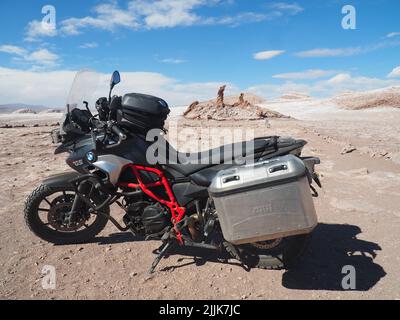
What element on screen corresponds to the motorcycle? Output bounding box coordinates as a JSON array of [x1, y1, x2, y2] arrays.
[[24, 70, 322, 273]]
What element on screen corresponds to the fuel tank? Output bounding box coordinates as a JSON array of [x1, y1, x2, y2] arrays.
[[108, 134, 152, 165]]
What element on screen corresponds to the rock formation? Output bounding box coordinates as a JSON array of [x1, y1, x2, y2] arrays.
[[238, 93, 245, 105], [233, 93, 251, 108], [216, 85, 226, 107], [183, 86, 288, 121]]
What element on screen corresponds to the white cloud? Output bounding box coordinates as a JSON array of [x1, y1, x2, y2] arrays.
[[253, 50, 285, 60], [273, 69, 339, 80], [159, 58, 187, 64], [0, 45, 60, 68], [314, 73, 400, 95], [388, 66, 400, 78], [56, 0, 303, 36], [60, 0, 209, 34], [79, 42, 99, 49], [296, 41, 400, 58], [202, 12, 270, 27], [325, 73, 352, 84], [0, 45, 27, 56], [1, 67, 399, 107], [135, 0, 303, 29], [248, 73, 400, 99], [25, 20, 57, 41], [387, 32, 400, 38], [61, 3, 140, 35], [0, 67, 233, 107], [269, 2, 304, 15], [0, 67, 75, 106], [247, 82, 311, 99], [24, 49, 59, 67], [129, 0, 203, 29], [295, 47, 362, 58]]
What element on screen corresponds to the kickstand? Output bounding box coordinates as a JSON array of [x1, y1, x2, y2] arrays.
[[148, 241, 174, 275]]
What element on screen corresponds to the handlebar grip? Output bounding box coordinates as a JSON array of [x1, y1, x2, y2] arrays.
[[111, 123, 127, 141]]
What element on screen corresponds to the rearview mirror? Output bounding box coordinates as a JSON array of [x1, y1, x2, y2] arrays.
[[110, 70, 121, 88], [109, 70, 121, 101]]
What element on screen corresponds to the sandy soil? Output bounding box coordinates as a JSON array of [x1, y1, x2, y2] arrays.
[[0, 104, 400, 300]]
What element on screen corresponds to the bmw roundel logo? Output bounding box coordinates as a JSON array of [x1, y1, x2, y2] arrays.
[[86, 151, 96, 163]]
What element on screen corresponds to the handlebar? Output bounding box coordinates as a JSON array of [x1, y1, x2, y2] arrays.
[[78, 101, 126, 149], [103, 122, 127, 149], [110, 123, 127, 141]]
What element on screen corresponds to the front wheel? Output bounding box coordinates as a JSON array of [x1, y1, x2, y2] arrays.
[[24, 184, 109, 244], [224, 234, 310, 270]]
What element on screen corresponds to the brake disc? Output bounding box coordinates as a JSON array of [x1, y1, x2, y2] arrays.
[[47, 195, 87, 232]]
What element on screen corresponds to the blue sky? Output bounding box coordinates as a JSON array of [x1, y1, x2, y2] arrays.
[[0, 0, 399, 106]]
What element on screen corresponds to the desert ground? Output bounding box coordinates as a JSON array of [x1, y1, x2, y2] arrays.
[[0, 92, 400, 300]]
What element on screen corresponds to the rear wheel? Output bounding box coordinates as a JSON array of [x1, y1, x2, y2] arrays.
[[24, 184, 109, 244], [225, 234, 310, 270]]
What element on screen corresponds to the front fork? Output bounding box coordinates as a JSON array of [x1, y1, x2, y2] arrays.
[[65, 182, 90, 225]]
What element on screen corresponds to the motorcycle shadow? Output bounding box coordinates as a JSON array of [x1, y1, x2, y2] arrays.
[[84, 223, 386, 290], [87, 232, 245, 270], [282, 223, 386, 291], [159, 246, 246, 272], [87, 232, 147, 245]]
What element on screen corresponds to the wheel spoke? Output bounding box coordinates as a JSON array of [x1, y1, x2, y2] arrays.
[[38, 208, 50, 212], [43, 198, 51, 206]]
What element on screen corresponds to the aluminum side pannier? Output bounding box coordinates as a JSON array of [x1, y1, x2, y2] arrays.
[[209, 155, 318, 245]]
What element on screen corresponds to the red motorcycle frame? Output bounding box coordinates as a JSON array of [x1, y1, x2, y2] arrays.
[[117, 164, 186, 244]]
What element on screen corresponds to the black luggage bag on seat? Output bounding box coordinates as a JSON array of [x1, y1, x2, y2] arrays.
[[118, 93, 170, 133]]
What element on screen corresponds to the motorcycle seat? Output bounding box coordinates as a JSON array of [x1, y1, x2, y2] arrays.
[[159, 137, 277, 177], [189, 138, 307, 187]]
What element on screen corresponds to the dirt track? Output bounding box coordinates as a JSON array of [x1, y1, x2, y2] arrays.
[[0, 112, 399, 300]]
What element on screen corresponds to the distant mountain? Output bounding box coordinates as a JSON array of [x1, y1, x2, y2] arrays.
[[0, 103, 55, 114]]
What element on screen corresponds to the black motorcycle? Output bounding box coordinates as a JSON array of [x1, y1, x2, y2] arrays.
[[24, 70, 321, 273]]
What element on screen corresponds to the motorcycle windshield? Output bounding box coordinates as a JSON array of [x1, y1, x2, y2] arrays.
[[65, 69, 103, 113], [59, 70, 110, 137]]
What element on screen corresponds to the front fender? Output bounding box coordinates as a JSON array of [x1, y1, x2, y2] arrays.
[[54, 144, 70, 155], [42, 172, 81, 188]]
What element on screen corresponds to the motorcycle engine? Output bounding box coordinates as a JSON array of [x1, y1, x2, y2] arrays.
[[123, 202, 170, 238], [142, 204, 171, 236]]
